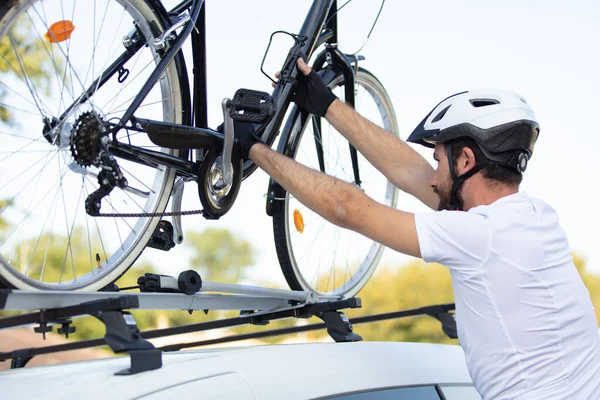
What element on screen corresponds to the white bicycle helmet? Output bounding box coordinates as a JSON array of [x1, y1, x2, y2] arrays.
[[407, 89, 540, 173], [407, 89, 540, 210]]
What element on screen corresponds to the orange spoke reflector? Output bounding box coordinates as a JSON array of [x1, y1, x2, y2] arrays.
[[293, 209, 305, 234], [45, 20, 75, 43]]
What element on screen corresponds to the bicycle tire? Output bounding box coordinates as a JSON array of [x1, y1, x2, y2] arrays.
[[0, 0, 186, 290], [273, 68, 399, 297]]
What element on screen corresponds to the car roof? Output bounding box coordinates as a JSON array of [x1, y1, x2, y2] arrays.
[[0, 341, 472, 399]]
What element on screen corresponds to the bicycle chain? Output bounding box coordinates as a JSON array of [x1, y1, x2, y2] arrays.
[[94, 209, 205, 218]]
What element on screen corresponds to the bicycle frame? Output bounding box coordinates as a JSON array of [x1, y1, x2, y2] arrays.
[[60, 0, 358, 190]]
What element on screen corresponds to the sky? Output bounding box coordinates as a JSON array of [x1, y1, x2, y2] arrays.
[[5, 0, 598, 289], [134, 0, 600, 286]]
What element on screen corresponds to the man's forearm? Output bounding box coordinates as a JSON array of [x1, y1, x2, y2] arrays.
[[325, 99, 438, 209], [250, 143, 363, 229]]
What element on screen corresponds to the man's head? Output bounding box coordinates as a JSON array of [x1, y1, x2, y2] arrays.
[[430, 139, 524, 210], [408, 89, 540, 210]]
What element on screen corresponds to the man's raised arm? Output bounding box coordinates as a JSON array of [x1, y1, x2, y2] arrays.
[[294, 59, 439, 210]]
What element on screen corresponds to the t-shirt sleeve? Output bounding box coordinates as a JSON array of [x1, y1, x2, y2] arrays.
[[414, 210, 490, 272]]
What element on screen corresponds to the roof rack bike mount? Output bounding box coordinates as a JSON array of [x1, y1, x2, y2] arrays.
[[0, 271, 362, 374]]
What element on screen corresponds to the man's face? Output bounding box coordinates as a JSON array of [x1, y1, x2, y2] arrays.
[[431, 144, 454, 211]]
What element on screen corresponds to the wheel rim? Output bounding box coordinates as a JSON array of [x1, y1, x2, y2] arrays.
[[283, 71, 398, 297], [0, 0, 180, 289]]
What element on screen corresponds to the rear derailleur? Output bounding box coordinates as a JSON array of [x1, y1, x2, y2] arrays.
[[85, 154, 128, 216]]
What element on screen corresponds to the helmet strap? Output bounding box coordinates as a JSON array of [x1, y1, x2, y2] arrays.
[[446, 144, 485, 211]]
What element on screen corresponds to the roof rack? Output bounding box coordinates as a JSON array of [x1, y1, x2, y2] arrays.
[[0, 270, 457, 375]]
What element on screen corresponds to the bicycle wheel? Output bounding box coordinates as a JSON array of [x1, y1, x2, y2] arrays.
[[273, 68, 399, 297], [0, 0, 185, 290]]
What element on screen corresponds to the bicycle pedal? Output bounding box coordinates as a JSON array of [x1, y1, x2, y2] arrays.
[[228, 89, 275, 124], [146, 220, 176, 251]]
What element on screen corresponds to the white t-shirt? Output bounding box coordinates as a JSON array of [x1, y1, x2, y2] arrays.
[[415, 192, 600, 400]]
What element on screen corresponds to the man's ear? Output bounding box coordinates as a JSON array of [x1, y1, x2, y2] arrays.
[[457, 146, 477, 175]]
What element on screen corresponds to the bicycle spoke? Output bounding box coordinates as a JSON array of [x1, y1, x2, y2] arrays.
[[83, 181, 109, 266], [38, 187, 61, 281], [29, 8, 102, 123], [0, 81, 45, 111], [106, 98, 167, 117], [83, 0, 109, 89], [119, 164, 156, 196], [90, 5, 129, 112], [24, 177, 61, 278], [24, 10, 75, 114], [101, 58, 156, 113], [1, 156, 70, 248], [6, 34, 52, 118]]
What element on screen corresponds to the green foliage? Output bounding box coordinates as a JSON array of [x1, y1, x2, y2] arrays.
[[346, 253, 600, 345], [0, 199, 9, 237], [346, 260, 458, 345], [3, 223, 598, 350], [573, 253, 600, 324], [185, 228, 255, 283], [0, 19, 55, 123]]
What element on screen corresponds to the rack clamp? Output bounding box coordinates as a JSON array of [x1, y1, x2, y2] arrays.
[[100, 310, 162, 376], [424, 304, 458, 339], [246, 297, 363, 342], [9, 349, 33, 370]]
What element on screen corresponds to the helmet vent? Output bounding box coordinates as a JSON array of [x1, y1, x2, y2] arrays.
[[470, 99, 500, 107], [431, 105, 451, 123]]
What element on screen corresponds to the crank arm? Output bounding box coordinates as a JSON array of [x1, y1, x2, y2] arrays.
[[221, 98, 235, 185], [171, 178, 185, 244]]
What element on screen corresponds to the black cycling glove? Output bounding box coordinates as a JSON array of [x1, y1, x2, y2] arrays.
[[217, 121, 262, 159], [292, 70, 337, 118]]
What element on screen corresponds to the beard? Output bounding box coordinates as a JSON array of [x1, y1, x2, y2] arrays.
[[433, 183, 462, 211]]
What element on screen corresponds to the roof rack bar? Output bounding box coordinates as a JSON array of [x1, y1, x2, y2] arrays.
[[160, 303, 457, 351]]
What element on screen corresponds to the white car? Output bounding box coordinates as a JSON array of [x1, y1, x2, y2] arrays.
[[0, 341, 481, 400]]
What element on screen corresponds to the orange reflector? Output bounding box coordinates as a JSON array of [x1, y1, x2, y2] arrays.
[[293, 209, 304, 234], [45, 20, 75, 43]]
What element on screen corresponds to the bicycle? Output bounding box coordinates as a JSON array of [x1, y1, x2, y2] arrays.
[[0, 0, 398, 297]]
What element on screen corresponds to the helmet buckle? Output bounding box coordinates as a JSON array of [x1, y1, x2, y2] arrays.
[[517, 152, 528, 173]]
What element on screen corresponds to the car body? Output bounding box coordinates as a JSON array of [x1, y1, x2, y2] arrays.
[[0, 341, 481, 399]]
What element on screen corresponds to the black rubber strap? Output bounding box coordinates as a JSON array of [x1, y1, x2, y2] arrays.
[[446, 145, 485, 210]]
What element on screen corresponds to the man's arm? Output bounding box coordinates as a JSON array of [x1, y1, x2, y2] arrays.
[[325, 99, 438, 210], [250, 143, 422, 258], [294, 59, 438, 210]]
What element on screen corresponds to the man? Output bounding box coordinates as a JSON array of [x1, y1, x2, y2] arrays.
[[234, 59, 600, 399]]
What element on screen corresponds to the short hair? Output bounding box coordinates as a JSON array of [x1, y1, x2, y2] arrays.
[[449, 137, 522, 186]]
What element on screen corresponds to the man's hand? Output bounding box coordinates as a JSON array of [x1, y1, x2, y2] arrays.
[[217, 121, 262, 159], [291, 59, 337, 118]]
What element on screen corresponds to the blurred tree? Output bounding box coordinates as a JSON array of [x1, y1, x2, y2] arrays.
[[344, 253, 600, 344], [66, 228, 260, 341], [0, 200, 9, 238], [185, 228, 255, 283], [573, 253, 600, 324], [345, 260, 457, 344], [2, 224, 598, 350]]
